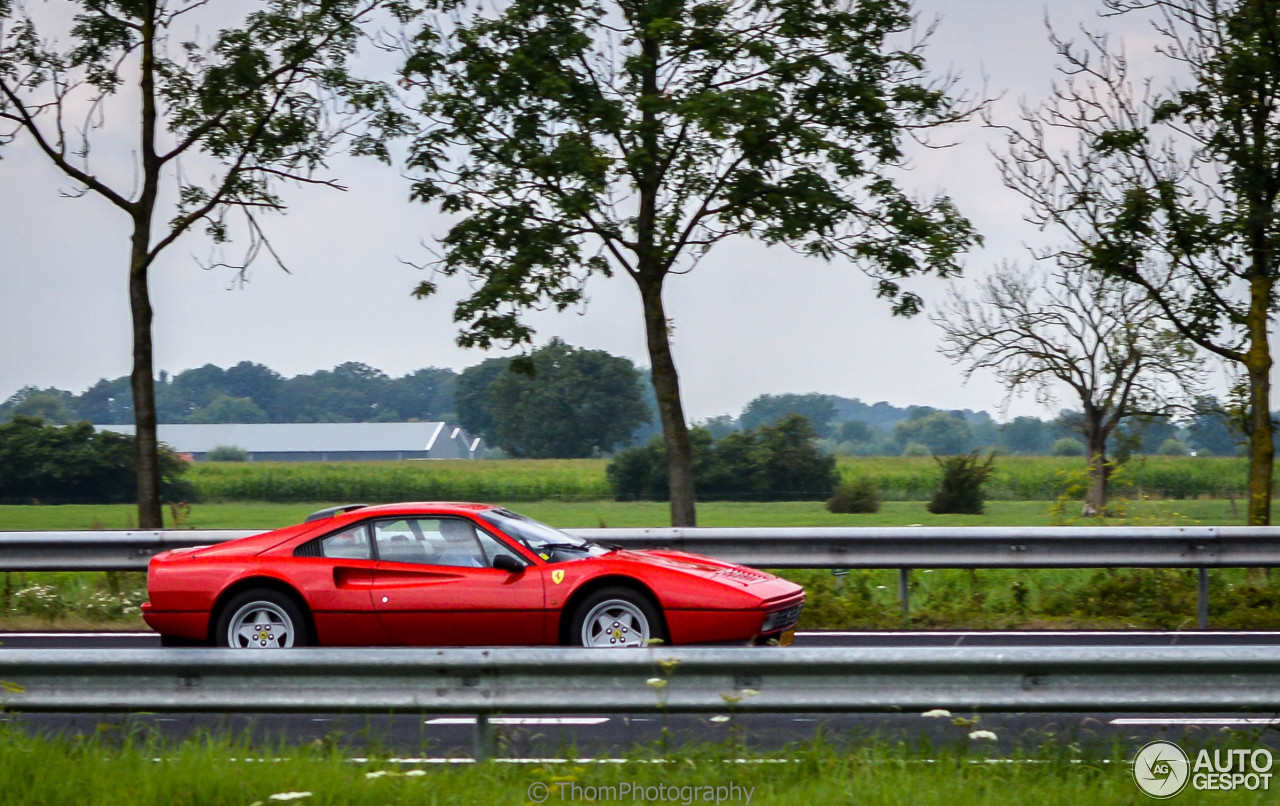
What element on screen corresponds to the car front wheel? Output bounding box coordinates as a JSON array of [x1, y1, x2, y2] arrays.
[[215, 588, 309, 649], [570, 587, 665, 648]]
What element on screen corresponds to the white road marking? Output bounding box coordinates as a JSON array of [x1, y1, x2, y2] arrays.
[[424, 717, 610, 726], [0, 632, 156, 638], [1110, 717, 1280, 726]]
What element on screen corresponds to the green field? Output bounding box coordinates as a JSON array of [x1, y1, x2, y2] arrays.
[[174, 455, 1254, 504], [0, 728, 1268, 805]]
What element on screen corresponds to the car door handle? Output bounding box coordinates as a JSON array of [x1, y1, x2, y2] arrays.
[[333, 567, 378, 589]]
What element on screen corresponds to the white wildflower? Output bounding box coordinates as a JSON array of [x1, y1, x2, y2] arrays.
[[267, 792, 313, 802], [968, 730, 998, 741], [921, 709, 951, 719], [364, 771, 390, 779], [404, 770, 427, 777], [710, 715, 731, 723], [646, 677, 668, 689]]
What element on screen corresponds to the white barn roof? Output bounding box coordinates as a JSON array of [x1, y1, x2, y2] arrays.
[[96, 422, 455, 453]]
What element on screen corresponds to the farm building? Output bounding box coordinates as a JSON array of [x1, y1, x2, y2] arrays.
[[94, 422, 481, 462]]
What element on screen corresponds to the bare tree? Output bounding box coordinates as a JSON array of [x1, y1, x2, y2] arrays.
[[936, 262, 1200, 515], [993, 0, 1280, 523], [0, 0, 408, 526]]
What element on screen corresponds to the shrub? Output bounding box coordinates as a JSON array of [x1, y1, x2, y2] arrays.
[[827, 477, 881, 513], [205, 445, 249, 462], [928, 451, 997, 515], [1050, 437, 1085, 457], [1158, 438, 1190, 457], [0, 417, 192, 503], [901, 442, 930, 457], [607, 414, 837, 502]]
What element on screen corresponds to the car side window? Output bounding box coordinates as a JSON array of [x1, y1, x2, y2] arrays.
[[374, 518, 487, 568], [475, 529, 526, 567], [320, 524, 371, 560]]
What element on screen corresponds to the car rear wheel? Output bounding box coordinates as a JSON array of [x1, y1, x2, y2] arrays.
[[215, 588, 309, 649], [570, 587, 665, 648]]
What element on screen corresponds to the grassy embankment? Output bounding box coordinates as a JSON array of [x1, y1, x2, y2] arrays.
[[0, 455, 1275, 632], [1, 729, 1273, 805]]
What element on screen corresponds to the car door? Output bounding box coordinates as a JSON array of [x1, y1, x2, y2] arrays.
[[289, 522, 391, 645], [370, 516, 547, 645]]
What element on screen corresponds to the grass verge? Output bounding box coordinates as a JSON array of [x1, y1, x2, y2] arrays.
[[0, 728, 1264, 805]]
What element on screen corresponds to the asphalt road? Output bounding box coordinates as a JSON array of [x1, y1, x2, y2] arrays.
[[2, 630, 1279, 759]]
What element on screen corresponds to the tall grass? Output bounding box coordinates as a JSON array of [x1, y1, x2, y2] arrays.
[[188, 459, 612, 503]]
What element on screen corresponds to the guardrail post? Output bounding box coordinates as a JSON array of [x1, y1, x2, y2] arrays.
[[473, 713, 494, 761], [1198, 568, 1209, 629], [898, 568, 910, 622]]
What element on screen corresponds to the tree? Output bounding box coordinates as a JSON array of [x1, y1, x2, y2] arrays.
[[740, 394, 838, 438], [455, 356, 515, 440], [385, 367, 457, 422], [404, 0, 981, 525], [1000, 416, 1052, 455], [997, 0, 1280, 523], [187, 395, 269, 424], [0, 0, 408, 526], [936, 263, 1200, 514], [1184, 395, 1241, 457], [0, 387, 76, 424], [482, 339, 649, 458], [892, 410, 972, 455]]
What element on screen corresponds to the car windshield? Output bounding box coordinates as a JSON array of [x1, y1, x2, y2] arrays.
[[480, 508, 596, 557]]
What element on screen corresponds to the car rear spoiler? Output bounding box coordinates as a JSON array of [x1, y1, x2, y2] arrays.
[[304, 504, 369, 523]]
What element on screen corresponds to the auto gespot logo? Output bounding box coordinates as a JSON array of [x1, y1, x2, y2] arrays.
[[1133, 740, 1274, 798]]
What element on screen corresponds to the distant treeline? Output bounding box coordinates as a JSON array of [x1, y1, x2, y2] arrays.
[[0, 351, 1245, 459]]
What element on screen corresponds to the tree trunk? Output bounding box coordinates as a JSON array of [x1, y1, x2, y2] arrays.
[[1082, 423, 1109, 518], [1245, 332, 1273, 526], [131, 0, 163, 530], [638, 280, 697, 526]]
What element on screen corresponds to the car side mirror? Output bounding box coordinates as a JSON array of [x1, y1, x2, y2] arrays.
[[493, 554, 525, 574]]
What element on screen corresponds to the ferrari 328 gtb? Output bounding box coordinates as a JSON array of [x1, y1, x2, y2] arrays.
[[142, 503, 805, 649]]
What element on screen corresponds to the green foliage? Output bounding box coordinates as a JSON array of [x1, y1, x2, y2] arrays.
[[0, 417, 192, 504], [480, 339, 650, 458], [1158, 437, 1190, 457], [740, 394, 839, 438], [187, 395, 268, 424], [928, 451, 997, 515], [406, 0, 981, 345], [826, 477, 881, 514], [0, 387, 76, 424], [608, 415, 838, 502], [901, 441, 930, 457], [1051, 437, 1085, 457], [205, 445, 249, 462], [893, 410, 973, 454]]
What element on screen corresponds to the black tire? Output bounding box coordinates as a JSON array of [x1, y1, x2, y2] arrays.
[[213, 587, 311, 648], [568, 586, 666, 647]]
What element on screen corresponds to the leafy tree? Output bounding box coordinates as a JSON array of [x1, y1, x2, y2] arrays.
[[1052, 437, 1086, 457], [187, 395, 269, 424], [0, 387, 76, 424], [74, 377, 134, 424], [0, 417, 190, 503], [608, 414, 836, 501], [455, 356, 515, 440], [998, 0, 1280, 522], [837, 420, 875, 445], [1000, 416, 1052, 455], [936, 262, 1199, 515], [385, 367, 457, 422], [0, 0, 409, 526], [1185, 396, 1241, 457], [404, 0, 982, 525], [740, 394, 839, 438], [483, 340, 649, 458], [694, 415, 738, 441], [892, 410, 972, 455], [272, 363, 390, 423]]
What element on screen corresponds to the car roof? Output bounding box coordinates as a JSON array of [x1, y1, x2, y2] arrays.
[[311, 502, 498, 523]]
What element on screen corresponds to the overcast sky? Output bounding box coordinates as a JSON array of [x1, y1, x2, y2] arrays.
[[0, 1, 1206, 422]]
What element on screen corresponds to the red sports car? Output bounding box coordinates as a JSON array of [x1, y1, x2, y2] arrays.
[[142, 503, 805, 649]]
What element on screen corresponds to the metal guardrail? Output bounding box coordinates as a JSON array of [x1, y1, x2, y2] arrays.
[[1, 526, 1277, 627], [2, 646, 1279, 757]]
